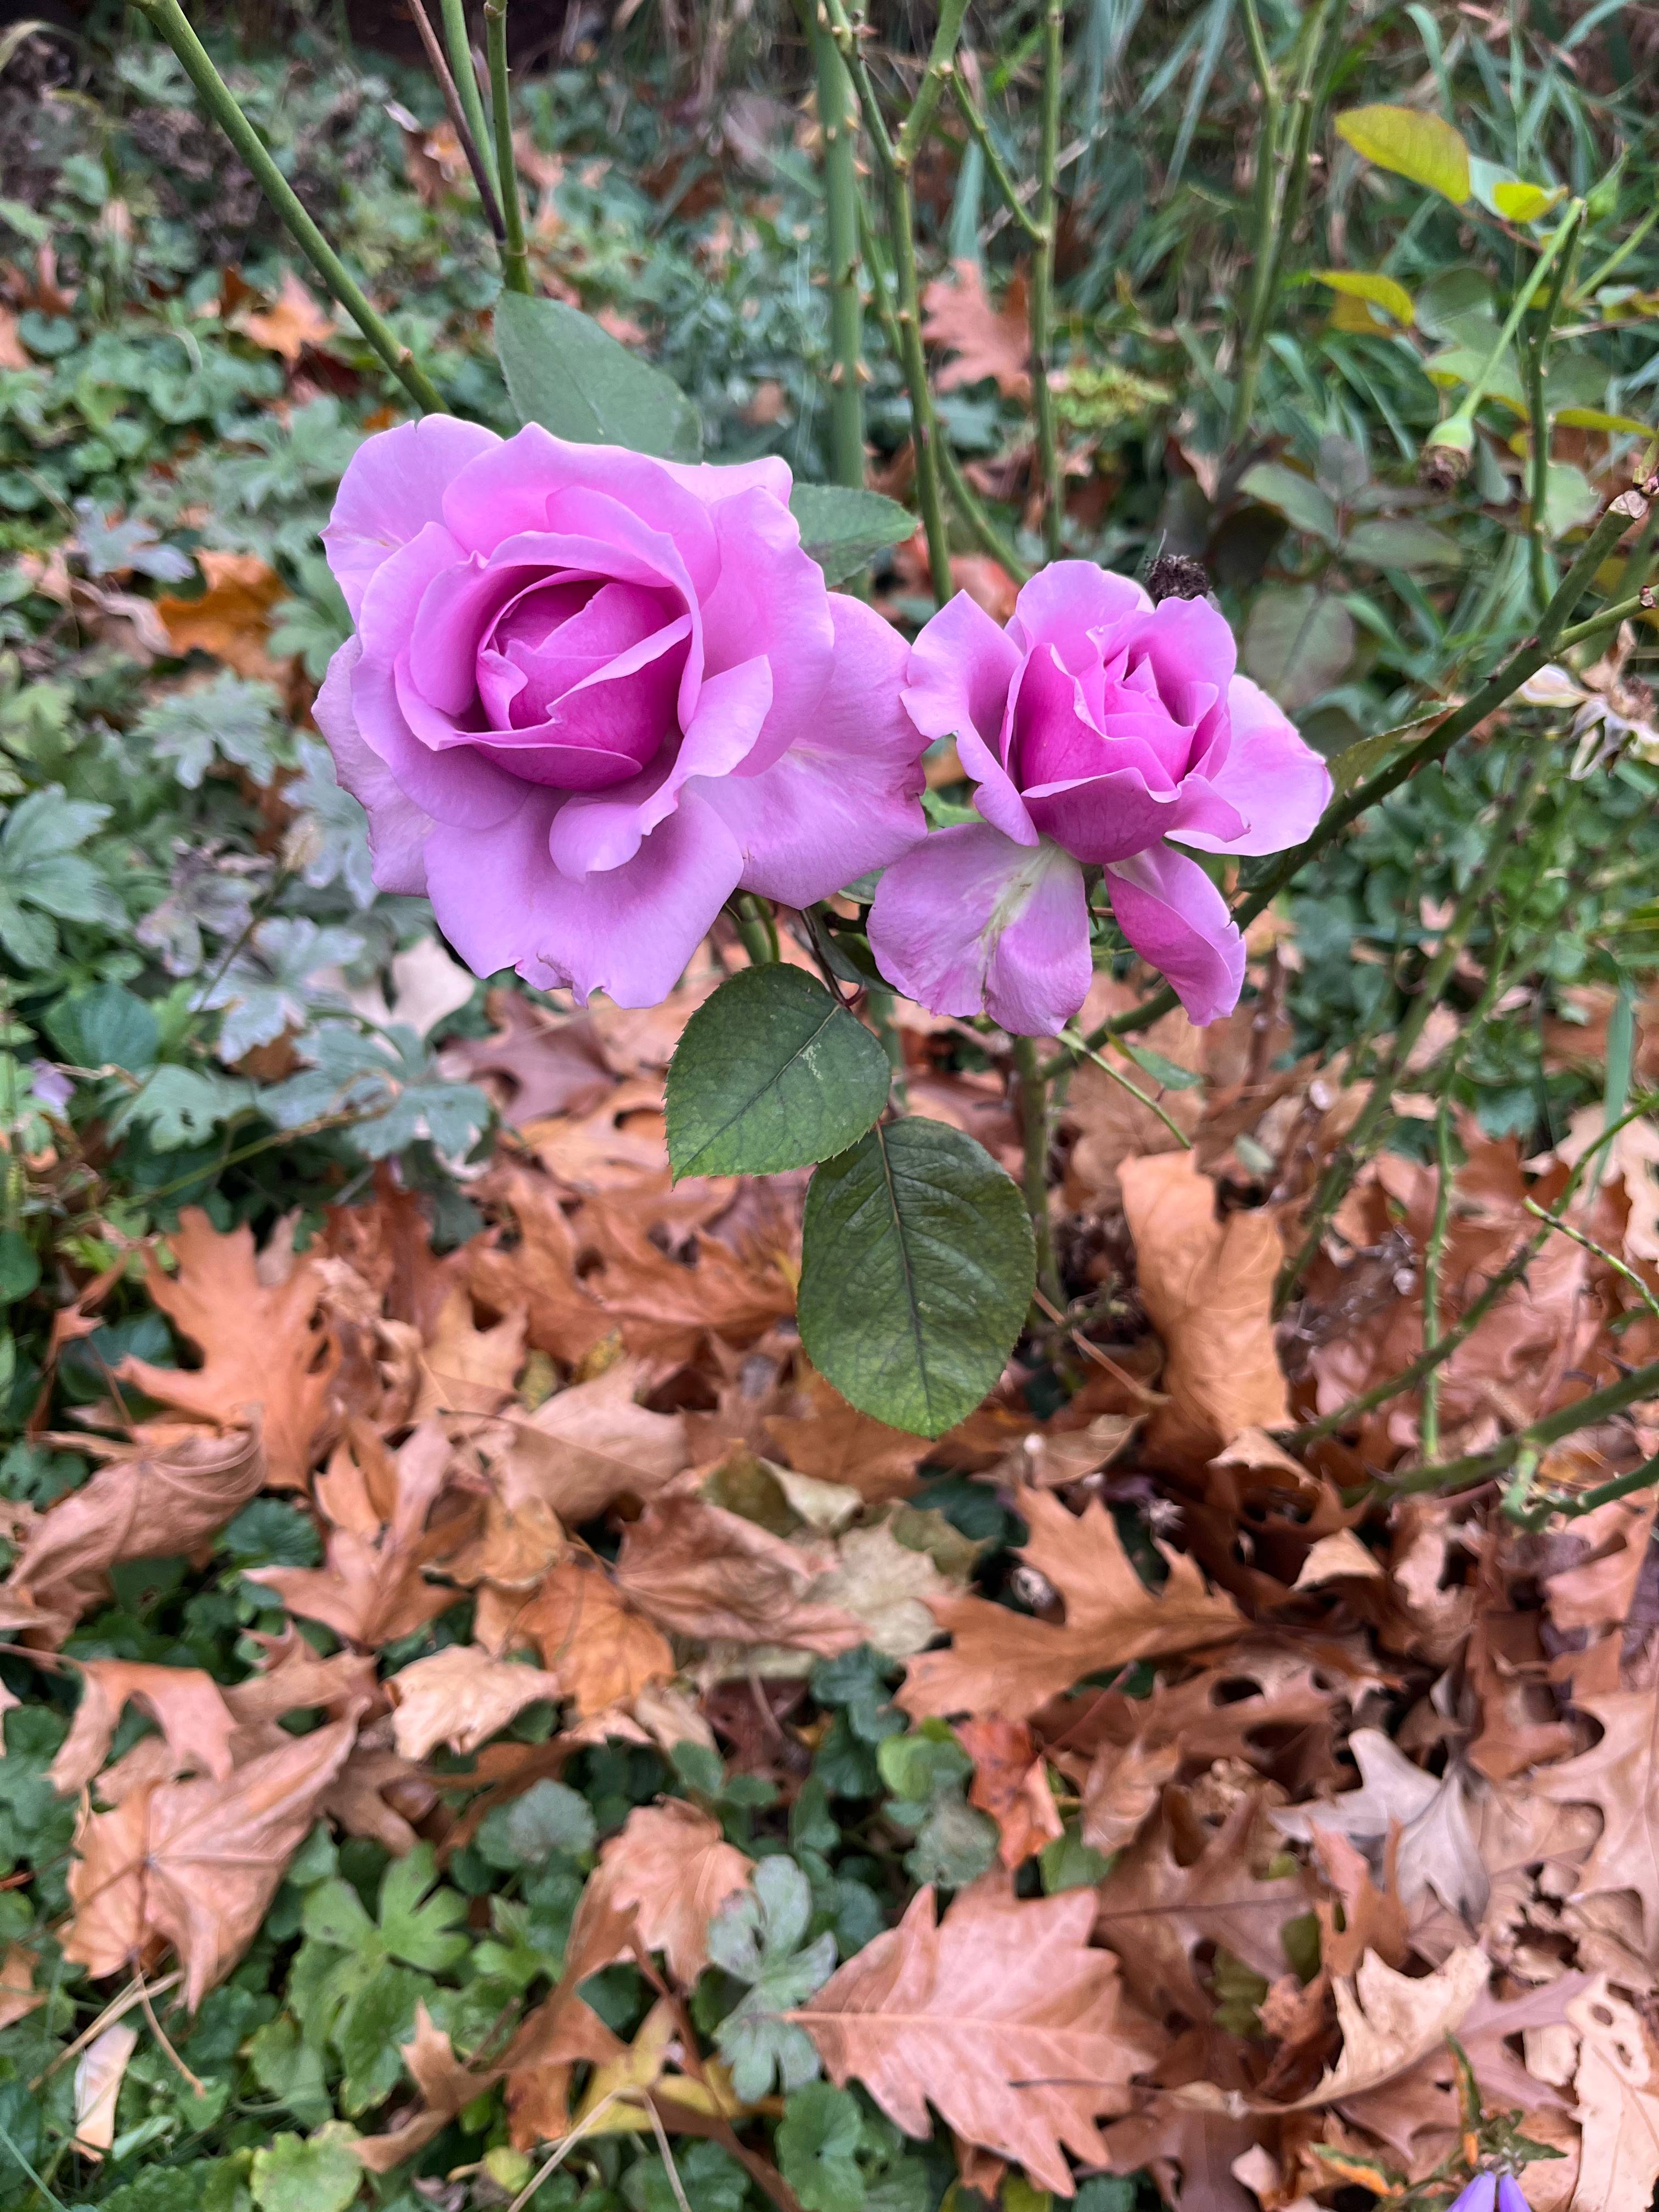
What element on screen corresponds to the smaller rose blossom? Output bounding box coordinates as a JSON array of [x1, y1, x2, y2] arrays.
[[866, 561, 1332, 1032]]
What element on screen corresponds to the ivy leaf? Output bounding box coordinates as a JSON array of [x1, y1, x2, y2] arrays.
[[0, 785, 123, 969], [666, 964, 892, 1179], [250, 2127, 363, 2212], [708, 1854, 837, 2101], [777, 2083, 867, 2212], [134, 671, 290, 791], [799, 1119, 1035, 1438]]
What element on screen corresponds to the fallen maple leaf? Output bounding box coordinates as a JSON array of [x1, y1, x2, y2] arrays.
[[116, 1209, 338, 1491], [248, 1423, 459, 1647], [239, 266, 334, 362], [50, 1660, 238, 1797], [154, 550, 289, 682], [599, 1799, 753, 1987], [390, 1645, 566, 1759], [466, 1162, 612, 1366], [4, 1429, 264, 1639], [614, 1494, 864, 1655], [898, 1487, 1242, 1723], [63, 1717, 357, 2007], [921, 258, 1032, 397], [580, 1190, 797, 1363], [353, 2004, 504, 2173], [494, 1357, 689, 1525], [763, 1370, 928, 1503], [794, 1877, 1149, 2193], [478, 1549, 675, 1716]]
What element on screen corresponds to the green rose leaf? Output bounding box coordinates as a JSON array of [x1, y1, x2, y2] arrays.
[[799, 1118, 1035, 1437], [494, 292, 702, 462], [666, 963, 892, 1180], [789, 483, 916, 585]]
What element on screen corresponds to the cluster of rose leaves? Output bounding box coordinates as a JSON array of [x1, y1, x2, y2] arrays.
[[4, 945, 1659, 2210]]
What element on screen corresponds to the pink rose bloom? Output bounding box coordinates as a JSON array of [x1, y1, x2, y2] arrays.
[[313, 418, 928, 1003], [867, 562, 1332, 1031]]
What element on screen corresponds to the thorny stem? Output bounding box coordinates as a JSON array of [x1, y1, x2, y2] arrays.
[[407, 0, 505, 238], [1057, 1026, 1193, 1147], [438, 0, 496, 176], [484, 0, 533, 294], [1274, 766, 1544, 1311], [1013, 1036, 1062, 1308], [1030, 0, 1065, 557], [1426, 201, 1583, 460], [1228, 0, 1282, 448], [812, 10, 867, 490], [1526, 218, 1582, 612], [1521, 1442, 1659, 1524], [893, 0, 972, 174], [947, 64, 1046, 241], [128, 0, 447, 414], [1381, 1347, 1659, 1502], [1525, 1197, 1659, 1323], [1419, 1094, 1454, 1460], [1286, 1094, 1659, 1447], [822, 0, 953, 600]]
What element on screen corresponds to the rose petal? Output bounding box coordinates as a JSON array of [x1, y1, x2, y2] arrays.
[[313, 637, 432, 895], [1105, 845, 1245, 1026], [868, 822, 1091, 1036], [322, 416, 500, 623], [1169, 674, 1333, 856]]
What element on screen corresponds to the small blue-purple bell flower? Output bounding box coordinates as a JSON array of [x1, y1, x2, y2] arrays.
[[1447, 2175, 1530, 2212]]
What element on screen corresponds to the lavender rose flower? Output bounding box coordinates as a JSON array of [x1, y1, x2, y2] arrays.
[[314, 419, 928, 1003], [867, 562, 1333, 1031]]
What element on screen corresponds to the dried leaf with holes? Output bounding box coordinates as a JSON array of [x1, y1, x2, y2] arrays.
[[50, 1660, 238, 1797]]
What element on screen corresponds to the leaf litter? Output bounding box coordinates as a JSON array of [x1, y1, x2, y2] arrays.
[[9, 960, 1659, 2209]]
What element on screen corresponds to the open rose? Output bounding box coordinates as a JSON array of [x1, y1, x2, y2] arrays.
[[314, 418, 928, 1002], [867, 563, 1331, 1030]]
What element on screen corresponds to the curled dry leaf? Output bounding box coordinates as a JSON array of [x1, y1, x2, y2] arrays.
[[614, 1494, 864, 1655], [389, 1645, 566, 1759], [957, 1719, 1065, 1869], [154, 550, 288, 684], [353, 2004, 505, 2174], [598, 1798, 753, 1988], [115, 1209, 338, 1490], [249, 1423, 459, 1648], [1260, 1943, 1489, 2112], [63, 1716, 358, 2008], [3, 1428, 264, 1641], [1273, 1728, 1488, 1921], [74, 2021, 139, 2154], [1119, 1152, 1288, 1464], [794, 1878, 1149, 2193], [899, 1487, 1242, 1724], [50, 1659, 238, 1797], [0, 1945, 40, 2032]]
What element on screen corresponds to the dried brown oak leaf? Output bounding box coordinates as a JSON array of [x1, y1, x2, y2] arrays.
[[247, 1423, 459, 1648], [1260, 1943, 1488, 2112], [1532, 1688, 1659, 1953], [3, 1429, 264, 1640], [1565, 1977, 1659, 2212], [389, 1645, 566, 1759], [898, 1486, 1241, 1724], [493, 1357, 689, 1526], [478, 1550, 675, 1717], [62, 1716, 357, 2007], [614, 1494, 864, 1655], [921, 258, 1032, 398], [598, 1799, 753, 1988], [410, 1288, 525, 1428], [51, 1660, 238, 1797], [793, 1877, 1149, 2194], [1119, 1151, 1288, 1463], [115, 1209, 338, 1490]]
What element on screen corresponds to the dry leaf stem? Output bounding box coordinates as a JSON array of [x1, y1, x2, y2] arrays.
[[126, 0, 447, 414], [405, 0, 507, 240]]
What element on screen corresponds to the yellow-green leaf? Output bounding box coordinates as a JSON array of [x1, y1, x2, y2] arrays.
[[1312, 269, 1415, 327], [1492, 178, 1567, 222], [1553, 408, 1654, 437], [1335, 105, 1470, 205]]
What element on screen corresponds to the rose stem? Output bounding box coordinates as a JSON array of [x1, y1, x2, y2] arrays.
[[1013, 1035, 1062, 1310], [484, 0, 533, 294], [438, 0, 497, 178], [820, 0, 963, 603], [815, 8, 867, 494], [946, 63, 1045, 243], [1526, 213, 1583, 613], [406, 0, 506, 240], [129, 0, 447, 415], [1029, 0, 1065, 558], [1044, 486, 1654, 1074]]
